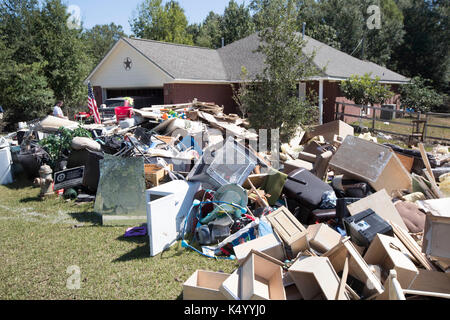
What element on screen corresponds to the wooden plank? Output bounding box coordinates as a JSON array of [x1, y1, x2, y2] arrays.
[[391, 222, 435, 271], [336, 254, 350, 300]]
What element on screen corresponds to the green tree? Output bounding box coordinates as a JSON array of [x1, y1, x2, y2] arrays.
[[195, 11, 223, 48], [0, 37, 54, 124], [130, 0, 193, 45], [237, 0, 319, 142], [83, 23, 126, 65], [392, 0, 449, 94], [221, 0, 255, 46], [399, 76, 445, 113], [36, 0, 93, 110], [340, 73, 394, 106]]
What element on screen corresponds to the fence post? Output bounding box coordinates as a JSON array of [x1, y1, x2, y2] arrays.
[[372, 105, 376, 132], [424, 113, 428, 142]]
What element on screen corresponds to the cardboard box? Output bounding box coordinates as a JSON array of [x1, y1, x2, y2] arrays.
[[306, 223, 342, 253], [240, 250, 286, 300], [329, 136, 412, 195], [364, 234, 419, 291], [183, 270, 230, 300], [288, 256, 349, 300], [266, 207, 309, 257], [323, 237, 384, 297], [233, 233, 285, 264]]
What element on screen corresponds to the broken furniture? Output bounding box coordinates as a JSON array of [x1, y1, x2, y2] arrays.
[[421, 199, 450, 269], [329, 136, 412, 195], [183, 270, 230, 300], [233, 233, 285, 263], [306, 223, 342, 254], [363, 234, 419, 300], [323, 237, 384, 298], [146, 180, 201, 257], [288, 256, 350, 300], [300, 120, 355, 145], [266, 206, 309, 259], [239, 250, 286, 300]]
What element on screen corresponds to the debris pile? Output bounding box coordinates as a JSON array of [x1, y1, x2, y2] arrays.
[[1, 102, 449, 301]]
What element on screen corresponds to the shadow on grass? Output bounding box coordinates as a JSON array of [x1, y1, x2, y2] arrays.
[[113, 241, 150, 263], [3, 172, 35, 190], [19, 196, 42, 203], [67, 211, 102, 225]]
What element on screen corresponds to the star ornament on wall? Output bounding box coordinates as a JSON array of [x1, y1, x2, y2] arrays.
[[124, 57, 132, 71]]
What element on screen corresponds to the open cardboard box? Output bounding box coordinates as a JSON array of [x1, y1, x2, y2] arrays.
[[239, 250, 286, 300], [364, 234, 419, 299], [288, 256, 350, 300], [233, 233, 285, 264], [183, 270, 230, 300], [306, 223, 342, 254]]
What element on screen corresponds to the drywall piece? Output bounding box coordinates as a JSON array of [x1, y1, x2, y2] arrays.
[[183, 270, 230, 300], [301, 120, 354, 144], [240, 250, 286, 300], [266, 206, 309, 257], [347, 189, 409, 231], [306, 223, 342, 254], [323, 237, 384, 297], [288, 256, 350, 300], [422, 203, 450, 262], [234, 233, 285, 264], [329, 136, 412, 195], [219, 269, 241, 300], [364, 234, 419, 292], [146, 180, 201, 256], [283, 159, 314, 175], [409, 269, 450, 294]]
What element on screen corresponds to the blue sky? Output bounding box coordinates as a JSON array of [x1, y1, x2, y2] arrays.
[[59, 0, 248, 35]]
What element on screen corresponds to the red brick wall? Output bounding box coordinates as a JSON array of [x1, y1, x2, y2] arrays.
[[164, 83, 239, 114], [306, 81, 401, 124], [93, 86, 103, 105]]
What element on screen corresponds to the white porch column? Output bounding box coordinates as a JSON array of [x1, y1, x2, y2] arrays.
[[319, 79, 324, 125]]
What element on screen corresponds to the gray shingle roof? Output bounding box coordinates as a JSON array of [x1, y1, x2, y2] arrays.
[[121, 33, 408, 83]]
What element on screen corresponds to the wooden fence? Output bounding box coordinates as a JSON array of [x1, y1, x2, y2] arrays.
[[335, 102, 450, 143]]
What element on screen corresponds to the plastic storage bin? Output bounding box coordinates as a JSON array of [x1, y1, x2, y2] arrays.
[[115, 107, 133, 122], [188, 136, 259, 189]]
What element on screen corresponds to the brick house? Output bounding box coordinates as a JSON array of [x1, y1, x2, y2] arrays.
[[85, 33, 409, 124]]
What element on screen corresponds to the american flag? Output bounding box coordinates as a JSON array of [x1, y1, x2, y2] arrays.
[[88, 82, 101, 124]]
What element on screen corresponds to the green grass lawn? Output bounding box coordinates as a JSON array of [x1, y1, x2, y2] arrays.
[[354, 114, 450, 144], [0, 175, 237, 300]]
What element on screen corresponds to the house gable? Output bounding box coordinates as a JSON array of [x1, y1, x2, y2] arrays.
[[88, 39, 173, 88]]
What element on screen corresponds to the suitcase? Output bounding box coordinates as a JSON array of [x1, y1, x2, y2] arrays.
[[308, 209, 337, 224], [283, 168, 334, 211]]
